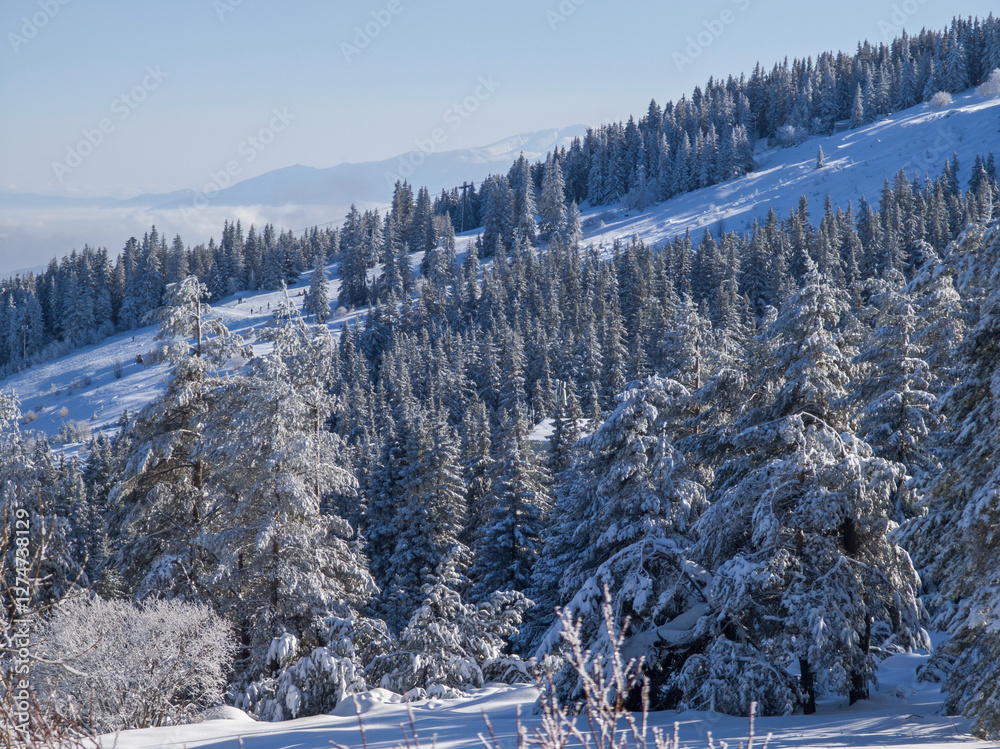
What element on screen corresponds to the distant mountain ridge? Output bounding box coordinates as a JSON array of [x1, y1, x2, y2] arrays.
[[119, 125, 590, 209], [0, 125, 589, 273]]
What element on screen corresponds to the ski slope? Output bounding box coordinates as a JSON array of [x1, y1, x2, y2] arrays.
[[101, 649, 991, 749]]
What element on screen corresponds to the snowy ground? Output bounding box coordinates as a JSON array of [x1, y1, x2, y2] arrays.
[[101, 649, 991, 749]]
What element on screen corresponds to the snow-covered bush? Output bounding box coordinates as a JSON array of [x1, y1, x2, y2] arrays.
[[235, 612, 391, 721], [32, 596, 233, 733], [56, 419, 90, 445], [673, 637, 799, 716], [373, 549, 532, 694], [928, 91, 953, 109], [237, 619, 367, 721], [0, 671, 94, 748], [978, 68, 1000, 98], [774, 124, 807, 147]]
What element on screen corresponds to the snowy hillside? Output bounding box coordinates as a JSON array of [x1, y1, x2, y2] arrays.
[[6, 86, 998, 443], [103, 650, 993, 749], [1, 276, 365, 445], [577, 88, 1000, 250], [6, 80, 1000, 749]]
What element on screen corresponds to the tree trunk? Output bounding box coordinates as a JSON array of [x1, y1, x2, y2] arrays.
[[849, 615, 873, 704], [270, 538, 279, 609], [800, 658, 817, 714], [841, 517, 859, 557]]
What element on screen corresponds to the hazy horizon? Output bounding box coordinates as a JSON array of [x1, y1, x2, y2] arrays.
[[2, 0, 998, 273]]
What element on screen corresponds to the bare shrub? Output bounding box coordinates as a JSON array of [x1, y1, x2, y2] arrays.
[[0, 671, 94, 749], [32, 597, 234, 734]]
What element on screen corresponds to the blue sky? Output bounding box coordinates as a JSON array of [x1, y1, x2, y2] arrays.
[[2, 0, 997, 199]]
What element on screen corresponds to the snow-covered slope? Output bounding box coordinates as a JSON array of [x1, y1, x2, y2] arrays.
[[4, 88, 1000, 445], [578, 89, 1000, 250], [101, 649, 992, 749], [3, 281, 344, 446]]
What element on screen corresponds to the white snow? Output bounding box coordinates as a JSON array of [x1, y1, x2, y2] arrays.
[[101, 647, 993, 748], [528, 418, 555, 442]]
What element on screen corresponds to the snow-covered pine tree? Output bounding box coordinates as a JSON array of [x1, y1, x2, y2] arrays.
[[510, 154, 538, 246], [0, 393, 88, 613], [765, 258, 855, 427], [692, 413, 927, 715], [106, 276, 249, 599], [851, 280, 939, 480], [899, 223, 1000, 738], [199, 292, 377, 686], [471, 405, 550, 598], [460, 394, 493, 553], [383, 405, 467, 631], [538, 152, 567, 240], [304, 254, 331, 323], [533, 376, 709, 702], [480, 175, 515, 257], [374, 547, 531, 695], [337, 205, 371, 309]]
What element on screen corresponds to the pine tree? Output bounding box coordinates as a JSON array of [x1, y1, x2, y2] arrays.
[[538, 152, 567, 240], [900, 224, 1000, 738], [305, 255, 331, 323], [376, 547, 531, 694], [852, 284, 939, 477], [850, 84, 865, 128], [472, 406, 550, 597], [532, 376, 709, 700], [200, 295, 375, 677], [695, 413, 927, 714], [338, 205, 371, 308], [766, 258, 855, 427], [107, 277, 250, 600], [385, 406, 467, 630], [480, 176, 515, 257]]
